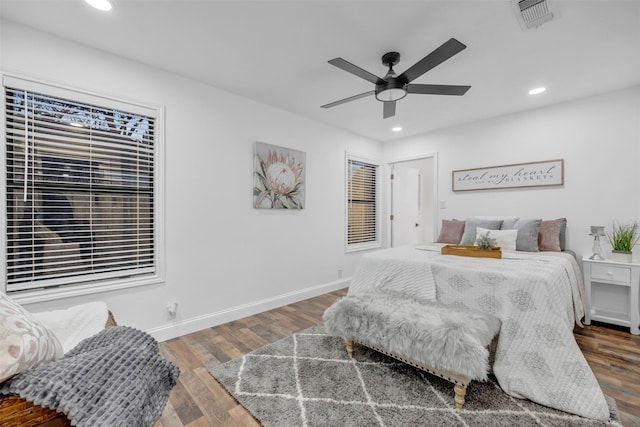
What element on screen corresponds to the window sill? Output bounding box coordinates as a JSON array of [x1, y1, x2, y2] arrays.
[[346, 242, 382, 253], [8, 274, 164, 305]]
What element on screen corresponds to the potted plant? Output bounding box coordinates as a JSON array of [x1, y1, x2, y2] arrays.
[[476, 232, 498, 250], [607, 221, 640, 263], [442, 231, 502, 258]]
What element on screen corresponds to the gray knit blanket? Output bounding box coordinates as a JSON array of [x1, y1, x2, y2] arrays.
[[0, 326, 179, 427]]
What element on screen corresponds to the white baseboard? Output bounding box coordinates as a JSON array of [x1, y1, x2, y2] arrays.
[[146, 278, 350, 342]]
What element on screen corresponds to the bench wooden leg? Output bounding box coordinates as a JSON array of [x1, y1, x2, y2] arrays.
[[454, 384, 466, 409], [345, 339, 354, 358]]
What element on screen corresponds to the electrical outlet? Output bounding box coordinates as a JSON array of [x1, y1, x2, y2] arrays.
[[166, 302, 178, 320]]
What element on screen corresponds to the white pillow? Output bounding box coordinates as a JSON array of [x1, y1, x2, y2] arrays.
[[33, 302, 109, 353], [475, 227, 518, 251], [0, 292, 64, 382]]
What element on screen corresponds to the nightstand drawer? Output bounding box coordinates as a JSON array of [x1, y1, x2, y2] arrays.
[[591, 264, 631, 283]]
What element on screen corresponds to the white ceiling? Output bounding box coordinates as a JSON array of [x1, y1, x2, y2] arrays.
[[1, 0, 639, 142]]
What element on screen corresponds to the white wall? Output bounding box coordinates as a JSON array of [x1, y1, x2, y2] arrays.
[[383, 86, 640, 260], [0, 20, 383, 340]]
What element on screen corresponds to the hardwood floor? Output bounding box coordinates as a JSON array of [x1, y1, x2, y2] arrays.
[[155, 289, 640, 427], [574, 322, 640, 427]]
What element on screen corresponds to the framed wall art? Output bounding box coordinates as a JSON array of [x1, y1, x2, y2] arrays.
[[452, 159, 564, 192], [253, 142, 306, 209]]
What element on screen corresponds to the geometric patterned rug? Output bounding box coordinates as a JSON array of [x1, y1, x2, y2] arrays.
[[209, 325, 622, 427]]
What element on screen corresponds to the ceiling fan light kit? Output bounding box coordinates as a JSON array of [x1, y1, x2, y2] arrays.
[[322, 38, 471, 119], [376, 88, 406, 102], [375, 52, 407, 102]]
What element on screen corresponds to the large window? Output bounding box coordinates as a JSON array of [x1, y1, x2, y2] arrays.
[[346, 154, 380, 252], [3, 76, 163, 299]]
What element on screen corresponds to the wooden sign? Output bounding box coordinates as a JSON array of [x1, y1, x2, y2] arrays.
[[452, 159, 564, 192]]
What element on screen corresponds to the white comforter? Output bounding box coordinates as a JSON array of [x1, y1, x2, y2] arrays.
[[348, 245, 610, 421]]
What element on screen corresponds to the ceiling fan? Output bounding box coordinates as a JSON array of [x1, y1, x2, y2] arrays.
[[321, 38, 471, 119]]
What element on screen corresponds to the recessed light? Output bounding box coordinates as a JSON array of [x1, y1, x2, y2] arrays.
[[392, 126, 403, 132], [85, 0, 112, 11], [528, 87, 546, 95]]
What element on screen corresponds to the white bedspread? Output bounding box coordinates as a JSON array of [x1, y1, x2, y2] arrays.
[[348, 245, 437, 303], [348, 246, 610, 421]]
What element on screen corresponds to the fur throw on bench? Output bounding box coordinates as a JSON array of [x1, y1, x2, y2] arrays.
[[323, 293, 501, 381]]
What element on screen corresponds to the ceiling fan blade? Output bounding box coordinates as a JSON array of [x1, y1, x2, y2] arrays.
[[383, 101, 396, 119], [321, 90, 375, 109], [328, 58, 385, 85], [399, 38, 467, 83], [406, 84, 471, 96]]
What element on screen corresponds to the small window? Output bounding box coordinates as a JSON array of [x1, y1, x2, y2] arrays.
[[3, 76, 163, 300], [346, 154, 380, 252]]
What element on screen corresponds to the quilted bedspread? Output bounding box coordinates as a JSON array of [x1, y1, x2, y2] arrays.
[[348, 245, 610, 421]]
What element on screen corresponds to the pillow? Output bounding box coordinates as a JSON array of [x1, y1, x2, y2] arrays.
[[459, 218, 503, 245], [33, 302, 109, 354], [538, 219, 564, 252], [557, 217, 567, 250], [501, 218, 542, 252], [436, 219, 466, 244], [475, 227, 518, 251], [475, 216, 520, 222], [500, 218, 518, 229], [0, 293, 64, 382]]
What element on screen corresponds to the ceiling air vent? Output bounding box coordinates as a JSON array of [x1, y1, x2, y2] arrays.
[[512, 0, 558, 30]]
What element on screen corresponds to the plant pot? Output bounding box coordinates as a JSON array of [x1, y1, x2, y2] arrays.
[[610, 250, 632, 263]]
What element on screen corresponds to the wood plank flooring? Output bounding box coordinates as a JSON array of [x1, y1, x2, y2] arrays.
[[574, 322, 640, 426], [154, 289, 640, 427]]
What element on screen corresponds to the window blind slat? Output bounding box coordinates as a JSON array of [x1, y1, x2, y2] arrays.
[[5, 84, 157, 292], [346, 157, 378, 246]]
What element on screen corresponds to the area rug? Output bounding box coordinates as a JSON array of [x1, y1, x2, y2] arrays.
[[209, 325, 622, 427]]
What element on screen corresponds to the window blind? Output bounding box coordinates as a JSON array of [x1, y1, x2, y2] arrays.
[[347, 158, 378, 246], [4, 85, 156, 293]]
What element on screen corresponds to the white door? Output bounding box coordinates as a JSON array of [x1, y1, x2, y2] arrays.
[[391, 165, 422, 247]]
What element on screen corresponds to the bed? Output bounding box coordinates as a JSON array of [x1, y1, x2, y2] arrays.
[[347, 244, 611, 421]]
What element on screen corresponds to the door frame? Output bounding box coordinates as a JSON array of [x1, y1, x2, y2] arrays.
[[386, 152, 439, 248]]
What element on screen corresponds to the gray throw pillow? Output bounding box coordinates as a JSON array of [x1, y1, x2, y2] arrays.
[[501, 218, 518, 229], [558, 218, 567, 250], [501, 218, 542, 251], [460, 218, 503, 245]]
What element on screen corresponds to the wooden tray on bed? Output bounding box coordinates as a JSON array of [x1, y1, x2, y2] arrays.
[[441, 245, 502, 259]]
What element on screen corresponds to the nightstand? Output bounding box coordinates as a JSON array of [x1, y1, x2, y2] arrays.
[[582, 256, 640, 335]]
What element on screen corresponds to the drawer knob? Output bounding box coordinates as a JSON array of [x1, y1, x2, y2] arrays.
[[607, 271, 614, 276]]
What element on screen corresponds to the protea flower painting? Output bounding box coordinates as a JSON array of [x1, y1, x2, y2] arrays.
[[254, 142, 305, 209]]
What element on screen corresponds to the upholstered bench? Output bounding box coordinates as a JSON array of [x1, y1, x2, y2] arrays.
[[322, 293, 501, 409]]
